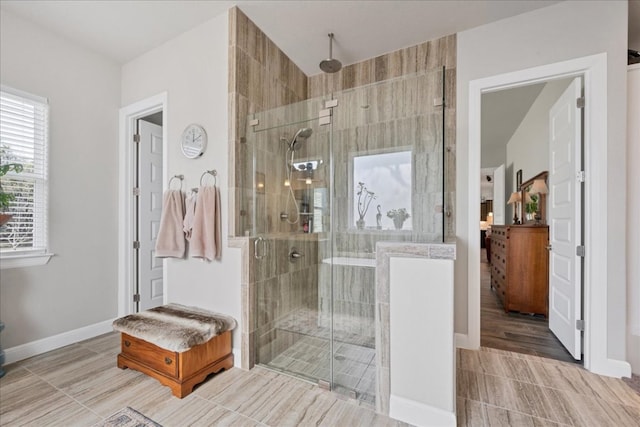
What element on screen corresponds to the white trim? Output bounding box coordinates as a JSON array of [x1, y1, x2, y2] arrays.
[[4, 319, 114, 364], [0, 84, 48, 104], [389, 395, 456, 427], [466, 53, 631, 378], [0, 252, 53, 269], [455, 333, 470, 349], [118, 93, 168, 317]]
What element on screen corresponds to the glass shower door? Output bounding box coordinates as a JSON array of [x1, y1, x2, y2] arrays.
[[247, 105, 334, 387]]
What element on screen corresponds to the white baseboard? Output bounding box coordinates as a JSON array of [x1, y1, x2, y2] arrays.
[[4, 319, 115, 364], [389, 394, 456, 427], [455, 333, 471, 349], [233, 347, 241, 368], [599, 358, 632, 379]]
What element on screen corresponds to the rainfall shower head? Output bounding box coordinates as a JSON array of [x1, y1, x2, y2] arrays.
[[288, 127, 313, 151], [319, 33, 342, 73]]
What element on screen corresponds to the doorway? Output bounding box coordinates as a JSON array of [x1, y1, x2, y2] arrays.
[[135, 115, 164, 312], [466, 54, 628, 377], [479, 77, 581, 363], [118, 93, 168, 317]]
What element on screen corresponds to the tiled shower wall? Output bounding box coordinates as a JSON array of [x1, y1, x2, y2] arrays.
[[228, 7, 308, 368], [308, 34, 457, 241], [228, 6, 308, 238]]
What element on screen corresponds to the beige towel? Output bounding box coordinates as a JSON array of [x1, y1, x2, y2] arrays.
[[190, 186, 221, 261], [155, 190, 186, 258]]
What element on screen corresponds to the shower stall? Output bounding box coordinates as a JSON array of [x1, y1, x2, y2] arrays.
[[241, 68, 449, 405]]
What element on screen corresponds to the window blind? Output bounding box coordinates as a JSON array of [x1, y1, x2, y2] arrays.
[[0, 86, 49, 253]]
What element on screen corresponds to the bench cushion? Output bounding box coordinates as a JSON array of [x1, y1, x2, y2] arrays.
[[112, 303, 236, 353]]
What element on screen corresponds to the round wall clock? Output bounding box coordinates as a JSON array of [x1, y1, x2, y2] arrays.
[[181, 123, 207, 158]]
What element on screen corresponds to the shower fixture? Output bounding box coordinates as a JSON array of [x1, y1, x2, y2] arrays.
[[283, 128, 313, 225], [319, 33, 342, 73], [286, 127, 313, 151]]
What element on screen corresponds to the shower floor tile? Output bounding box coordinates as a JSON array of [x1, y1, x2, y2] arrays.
[[273, 307, 375, 348], [265, 334, 377, 406]]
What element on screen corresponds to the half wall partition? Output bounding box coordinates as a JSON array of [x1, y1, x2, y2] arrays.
[[241, 68, 447, 405]]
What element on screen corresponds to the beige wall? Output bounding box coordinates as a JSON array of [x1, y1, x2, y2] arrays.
[[121, 12, 243, 358], [457, 0, 628, 361], [0, 11, 121, 348]]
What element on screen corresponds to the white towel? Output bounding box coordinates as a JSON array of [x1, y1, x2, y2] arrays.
[[155, 190, 186, 258], [183, 192, 197, 241], [190, 186, 221, 261]]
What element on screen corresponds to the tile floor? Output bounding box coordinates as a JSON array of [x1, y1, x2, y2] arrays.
[[1, 332, 639, 426]]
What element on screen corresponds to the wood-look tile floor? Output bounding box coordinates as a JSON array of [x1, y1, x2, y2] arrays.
[[480, 249, 578, 363], [2, 332, 639, 426]]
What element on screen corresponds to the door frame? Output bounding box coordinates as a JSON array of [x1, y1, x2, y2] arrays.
[[466, 53, 630, 377], [118, 93, 168, 317]]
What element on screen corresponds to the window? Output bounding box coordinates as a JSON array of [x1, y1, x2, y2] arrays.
[[352, 150, 412, 230], [0, 86, 49, 257]]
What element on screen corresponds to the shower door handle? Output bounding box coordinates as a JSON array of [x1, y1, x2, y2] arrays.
[[254, 237, 267, 260]]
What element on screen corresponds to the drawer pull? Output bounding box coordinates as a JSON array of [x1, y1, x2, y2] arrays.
[[165, 357, 173, 365], [124, 340, 131, 347]]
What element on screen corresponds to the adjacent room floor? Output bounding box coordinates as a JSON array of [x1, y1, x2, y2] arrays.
[[2, 332, 639, 426], [480, 248, 578, 363]]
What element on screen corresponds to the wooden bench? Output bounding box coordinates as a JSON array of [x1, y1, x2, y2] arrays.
[[113, 304, 235, 398]]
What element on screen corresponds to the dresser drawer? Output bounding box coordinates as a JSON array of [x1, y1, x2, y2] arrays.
[[121, 333, 178, 377]]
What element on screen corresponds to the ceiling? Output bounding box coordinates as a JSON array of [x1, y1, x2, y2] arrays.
[[481, 83, 546, 167], [0, 0, 568, 75]]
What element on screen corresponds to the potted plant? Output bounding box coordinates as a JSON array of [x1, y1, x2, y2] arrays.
[[387, 208, 410, 230], [0, 162, 23, 227], [525, 194, 538, 221]]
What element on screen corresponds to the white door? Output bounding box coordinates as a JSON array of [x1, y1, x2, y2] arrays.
[[548, 78, 582, 359], [493, 164, 505, 225], [138, 119, 164, 311]]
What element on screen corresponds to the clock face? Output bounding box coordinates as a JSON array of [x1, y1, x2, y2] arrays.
[[181, 124, 207, 158]]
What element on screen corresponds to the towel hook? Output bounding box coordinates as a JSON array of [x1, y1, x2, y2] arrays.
[[169, 174, 184, 190], [200, 169, 217, 187]]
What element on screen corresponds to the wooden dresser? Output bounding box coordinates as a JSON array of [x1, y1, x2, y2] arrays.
[[490, 225, 549, 316]]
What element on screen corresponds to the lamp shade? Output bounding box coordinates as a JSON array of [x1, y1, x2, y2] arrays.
[[507, 192, 521, 204], [530, 179, 549, 195], [524, 192, 533, 203]]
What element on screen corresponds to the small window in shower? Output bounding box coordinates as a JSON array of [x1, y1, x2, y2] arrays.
[[352, 150, 412, 230]]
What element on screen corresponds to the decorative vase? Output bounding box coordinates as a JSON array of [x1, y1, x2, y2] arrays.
[[393, 217, 405, 230], [356, 218, 365, 230]]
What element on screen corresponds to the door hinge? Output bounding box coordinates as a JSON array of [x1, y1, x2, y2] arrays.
[[319, 108, 332, 125], [133, 187, 140, 196], [133, 240, 140, 249], [576, 171, 585, 183], [576, 97, 585, 109], [133, 294, 140, 303], [576, 245, 585, 257], [133, 133, 140, 143], [576, 319, 585, 331]]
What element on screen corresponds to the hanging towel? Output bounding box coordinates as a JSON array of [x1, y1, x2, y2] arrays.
[[183, 192, 197, 241], [190, 185, 221, 261], [155, 189, 186, 258]]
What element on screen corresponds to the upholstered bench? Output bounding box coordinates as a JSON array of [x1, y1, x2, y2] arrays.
[[112, 303, 236, 398]]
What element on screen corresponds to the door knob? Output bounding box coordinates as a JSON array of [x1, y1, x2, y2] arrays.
[[546, 245, 552, 251]]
